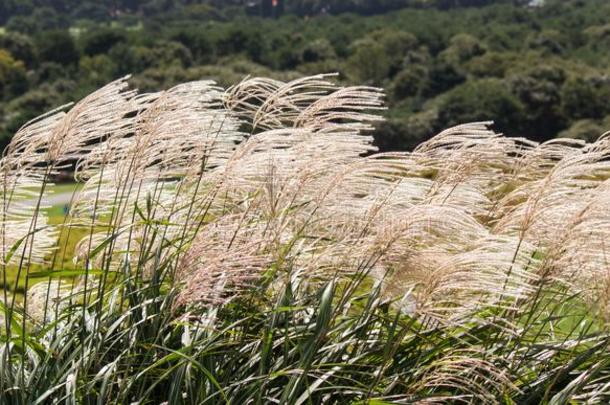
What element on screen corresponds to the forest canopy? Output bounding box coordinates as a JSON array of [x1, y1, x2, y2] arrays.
[[0, 0, 609, 151]]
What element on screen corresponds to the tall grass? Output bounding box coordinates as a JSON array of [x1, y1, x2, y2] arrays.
[[1, 74, 610, 403]]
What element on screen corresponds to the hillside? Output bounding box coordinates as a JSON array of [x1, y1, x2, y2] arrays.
[[0, 0, 609, 151]]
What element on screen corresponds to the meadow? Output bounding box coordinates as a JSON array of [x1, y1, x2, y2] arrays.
[[1, 182, 81, 295], [1, 75, 610, 404]]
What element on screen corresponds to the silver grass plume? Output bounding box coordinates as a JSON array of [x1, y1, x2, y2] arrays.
[[11, 74, 610, 328]]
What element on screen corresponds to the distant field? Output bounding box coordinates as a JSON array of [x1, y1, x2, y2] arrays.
[[50, 182, 81, 195], [3, 182, 83, 296], [42, 183, 81, 220]]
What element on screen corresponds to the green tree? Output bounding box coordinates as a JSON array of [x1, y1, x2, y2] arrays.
[[558, 119, 605, 143], [0, 0, 33, 25], [71, 2, 110, 21], [5, 16, 38, 35], [465, 51, 516, 78], [0, 79, 73, 141], [107, 44, 150, 75], [33, 62, 67, 84], [299, 38, 336, 63], [216, 26, 266, 63], [369, 29, 418, 75], [439, 33, 486, 64], [423, 60, 465, 97], [6, 7, 66, 34], [526, 29, 566, 55], [390, 65, 428, 100], [508, 64, 567, 140], [562, 76, 610, 120], [108, 41, 193, 76], [169, 27, 216, 64], [346, 39, 391, 84], [0, 32, 37, 68], [35, 30, 79, 66], [583, 24, 610, 53], [437, 78, 524, 134], [82, 28, 127, 56], [79, 54, 117, 87], [0, 49, 27, 99]]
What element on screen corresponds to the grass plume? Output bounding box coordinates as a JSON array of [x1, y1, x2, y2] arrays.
[[0, 75, 609, 403]]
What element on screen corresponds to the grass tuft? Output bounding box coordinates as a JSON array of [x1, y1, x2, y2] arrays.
[[0, 75, 609, 403]]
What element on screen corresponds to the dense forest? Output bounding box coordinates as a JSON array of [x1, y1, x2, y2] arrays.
[[0, 0, 609, 150]]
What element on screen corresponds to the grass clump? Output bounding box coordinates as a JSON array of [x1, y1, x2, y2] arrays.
[[1, 74, 610, 403]]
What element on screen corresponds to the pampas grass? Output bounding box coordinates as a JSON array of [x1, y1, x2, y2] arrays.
[[0, 74, 610, 403]]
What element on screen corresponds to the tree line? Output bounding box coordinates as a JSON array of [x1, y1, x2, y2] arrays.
[[0, 0, 609, 151]]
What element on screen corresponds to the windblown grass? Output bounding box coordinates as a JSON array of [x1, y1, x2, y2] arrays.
[[1, 74, 610, 403], [2, 183, 83, 296]]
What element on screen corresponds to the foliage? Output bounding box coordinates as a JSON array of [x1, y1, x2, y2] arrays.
[[0, 49, 27, 99], [1, 0, 610, 150], [437, 79, 524, 134], [35, 29, 79, 66]]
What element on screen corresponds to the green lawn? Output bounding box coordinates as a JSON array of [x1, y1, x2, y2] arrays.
[[49, 182, 82, 195], [2, 183, 85, 296], [44, 182, 82, 220]]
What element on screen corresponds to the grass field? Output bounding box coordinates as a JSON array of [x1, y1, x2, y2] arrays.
[[44, 182, 82, 219], [2, 182, 83, 295], [49, 182, 81, 195]]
